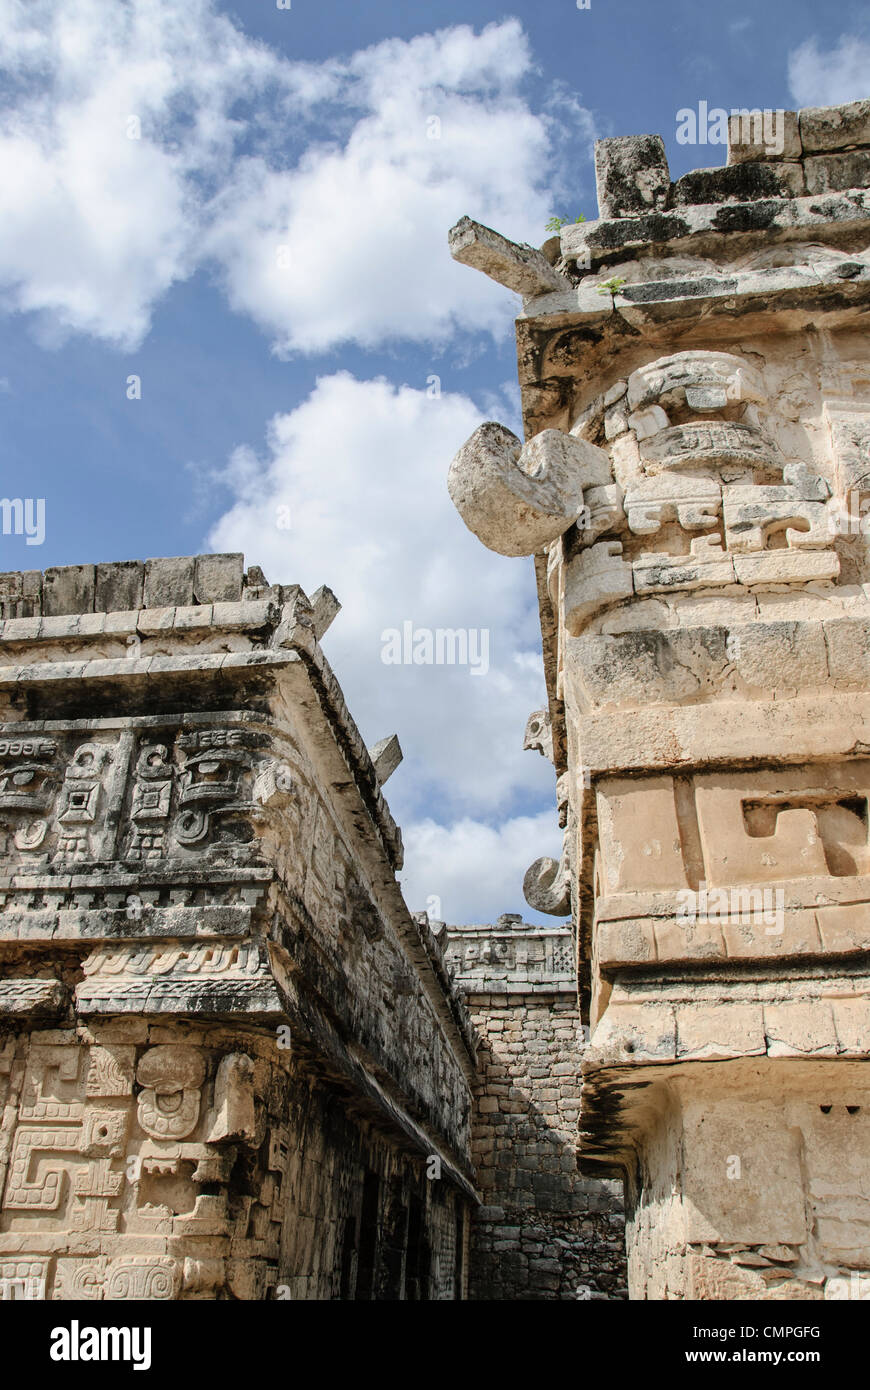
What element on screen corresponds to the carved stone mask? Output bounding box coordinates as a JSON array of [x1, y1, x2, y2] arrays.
[[136, 1046, 205, 1140]]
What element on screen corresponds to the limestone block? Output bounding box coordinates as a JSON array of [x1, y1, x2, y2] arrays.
[[633, 536, 735, 594], [826, 621, 870, 688], [595, 918, 657, 966], [727, 620, 828, 691], [596, 597, 671, 633], [782, 460, 831, 501], [799, 99, 870, 153], [448, 216, 571, 296], [653, 911, 727, 963], [722, 485, 830, 552], [682, 1102, 807, 1245], [688, 1255, 819, 1300], [193, 553, 244, 604], [569, 625, 729, 708], [733, 549, 839, 585], [448, 423, 610, 558], [143, 556, 195, 608], [672, 161, 805, 203], [675, 1003, 766, 1060], [720, 907, 820, 960], [816, 903, 870, 957], [626, 352, 766, 413], [594, 135, 670, 219], [0, 978, 67, 1018], [604, 403, 629, 440], [727, 108, 801, 163], [625, 474, 721, 534], [804, 151, 870, 194], [763, 1001, 838, 1057], [563, 542, 633, 633], [95, 561, 144, 614], [595, 776, 688, 894], [831, 996, 870, 1054], [586, 1000, 677, 1064], [43, 565, 96, 617], [672, 593, 757, 626]]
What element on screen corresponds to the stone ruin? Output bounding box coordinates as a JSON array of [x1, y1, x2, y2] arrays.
[[447, 97, 870, 1299], [1, 96, 869, 1301], [0, 556, 476, 1300]]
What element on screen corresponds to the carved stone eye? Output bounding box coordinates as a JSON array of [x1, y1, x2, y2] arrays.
[[156, 1092, 184, 1115]]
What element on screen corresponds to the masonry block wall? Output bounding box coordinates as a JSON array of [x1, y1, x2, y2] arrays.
[[445, 917, 626, 1299]]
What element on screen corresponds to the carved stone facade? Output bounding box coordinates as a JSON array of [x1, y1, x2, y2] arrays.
[[0, 556, 476, 1299], [448, 98, 870, 1299]]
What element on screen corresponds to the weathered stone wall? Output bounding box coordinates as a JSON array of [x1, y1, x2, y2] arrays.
[[445, 97, 870, 1299], [444, 917, 626, 1300], [0, 557, 476, 1300]]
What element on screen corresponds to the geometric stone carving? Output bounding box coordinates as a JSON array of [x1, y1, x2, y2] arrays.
[[722, 485, 832, 551], [104, 1256, 181, 1300], [564, 542, 633, 634], [625, 474, 721, 534], [639, 421, 780, 475]]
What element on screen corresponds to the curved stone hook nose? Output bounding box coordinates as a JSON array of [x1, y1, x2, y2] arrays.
[[447, 421, 612, 557]]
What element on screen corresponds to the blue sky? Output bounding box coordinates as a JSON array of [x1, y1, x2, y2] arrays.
[[0, 0, 867, 922]]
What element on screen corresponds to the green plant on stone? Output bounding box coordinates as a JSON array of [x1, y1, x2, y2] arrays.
[[596, 275, 628, 307], [545, 213, 586, 233]]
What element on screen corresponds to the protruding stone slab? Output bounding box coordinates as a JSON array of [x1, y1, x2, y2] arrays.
[[448, 217, 570, 296], [369, 734, 403, 786], [309, 585, 341, 639]]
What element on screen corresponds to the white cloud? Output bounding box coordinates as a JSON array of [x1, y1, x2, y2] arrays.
[[788, 33, 870, 108], [207, 372, 562, 919], [399, 812, 566, 927], [0, 2, 595, 352]]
